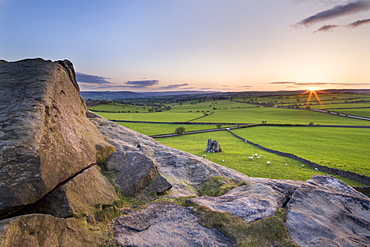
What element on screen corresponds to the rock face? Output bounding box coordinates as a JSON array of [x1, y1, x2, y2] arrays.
[[25, 165, 119, 218], [114, 201, 235, 247], [190, 183, 287, 222], [286, 175, 370, 246], [88, 111, 250, 197], [206, 139, 222, 152], [0, 59, 115, 217], [0, 214, 103, 247], [105, 151, 172, 196]]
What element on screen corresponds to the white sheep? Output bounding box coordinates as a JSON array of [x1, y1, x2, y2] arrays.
[[301, 164, 305, 167], [202, 155, 206, 158], [222, 160, 225, 162], [285, 164, 288, 166], [315, 168, 319, 171], [248, 157, 253, 160], [267, 161, 271, 164]]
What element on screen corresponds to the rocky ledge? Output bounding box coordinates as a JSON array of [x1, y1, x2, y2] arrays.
[[0, 59, 369, 247]]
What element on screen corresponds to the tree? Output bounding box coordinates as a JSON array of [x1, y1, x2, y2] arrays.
[[175, 126, 186, 135]]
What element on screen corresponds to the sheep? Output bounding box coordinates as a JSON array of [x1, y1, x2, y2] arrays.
[[222, 160, 225, 162], [248, 157, 254, 160], [315, 168, 319, 171], [267, 161, 271, 164], [301, 164, 305, 167], [202, 155, 206, 158], [285, 164, 288, 166]]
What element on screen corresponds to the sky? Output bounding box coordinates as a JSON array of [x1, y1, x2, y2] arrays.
[[1, 0, 370, 92]]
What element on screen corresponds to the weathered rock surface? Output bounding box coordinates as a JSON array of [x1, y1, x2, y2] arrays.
[[190, 182, 287, 222], [105, 151, 172, 196], [25, 165, 118, 218], [88, 111, 251, 197], [0, 59, 115, 217], [0, 214, 103, 247], [286, 175, 370, 247], [206, 138, 222, 152], [114, 201, 235, 247]]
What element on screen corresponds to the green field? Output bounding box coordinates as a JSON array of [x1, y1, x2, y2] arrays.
[[157, 131, 364, 186], [116, 122, 233, 136], [232, 126, 370, 177], [88, 92, 370, 186]]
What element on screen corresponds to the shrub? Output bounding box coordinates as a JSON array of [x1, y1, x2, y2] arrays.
[[216, 123, 222, 129], [175, 126, 186, 135]]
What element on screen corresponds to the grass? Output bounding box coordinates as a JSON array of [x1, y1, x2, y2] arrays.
[[195, 207, 298, 247], [116, 122, 233, 136], [157, 131, 365, 186], [232, 126, 370, 177], [193, 107, 370, 126]]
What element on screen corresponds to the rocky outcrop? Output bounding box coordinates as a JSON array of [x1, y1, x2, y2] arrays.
[[0, 214, 104, 247], [104, 151, 172, 196], [88, 111, 251, 197], [190, 182, 287, 222], [286, 175, 370, 246], [114, 201, 235, 246], [0, 59, 115, 217], [206, 139, 222, 152], [24, 165, 118, 218]]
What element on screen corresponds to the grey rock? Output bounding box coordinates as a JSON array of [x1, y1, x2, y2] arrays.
[[88, 112, 251, 197], [114, 201, 235, 247], [25, 165, 118, 218], [0, 59, 115, 217], [190, 182, 287, 222], [206, 139, 222, 152], [286, 175, 370, 247], [105, 151, 171, 196]]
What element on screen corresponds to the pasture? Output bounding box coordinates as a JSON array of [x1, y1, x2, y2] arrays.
[[88, 91, 370, 186], [157, 131, 364, 186]]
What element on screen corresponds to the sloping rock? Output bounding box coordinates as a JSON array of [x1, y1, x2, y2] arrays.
[[88, 111, 251, 197], [190, 183, 287, 222], [25, 165, 118, 218], [286, 175, 370, 247], [114, 201, 235, 246], [0, 59, 115, 217], [105, 151, 172, 196], [0, 214, 103, 247]]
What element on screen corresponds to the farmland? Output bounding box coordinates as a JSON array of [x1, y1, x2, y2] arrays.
[[87, 90, 370, 186]]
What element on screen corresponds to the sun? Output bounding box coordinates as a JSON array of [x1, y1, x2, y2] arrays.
[[309, 86, 316, 91]]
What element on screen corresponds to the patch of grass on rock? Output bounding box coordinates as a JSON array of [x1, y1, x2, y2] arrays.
[[199, 176, 247, 197], [194, 206, 298, 247]]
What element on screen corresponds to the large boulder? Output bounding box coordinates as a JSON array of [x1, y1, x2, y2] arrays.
[[24, 165, 119, 218], [114, 201, 235, 246], [0, 59, 115, 217], [0, 214, 104, 247], [286, 175, 370, 246], [190, 182, 288, 222], [104, 151, 172, 196]]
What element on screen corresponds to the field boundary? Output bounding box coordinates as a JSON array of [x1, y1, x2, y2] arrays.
[[227, 130, 370, 186]]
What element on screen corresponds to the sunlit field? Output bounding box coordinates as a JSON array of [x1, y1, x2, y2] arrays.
[[88, 91, 370, 186], [232, 126, 370, 177], [116, 122, 233, 136], [157, 131, 364, 186]]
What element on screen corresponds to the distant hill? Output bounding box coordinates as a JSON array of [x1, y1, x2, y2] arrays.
[[80, 90, 218, 100]]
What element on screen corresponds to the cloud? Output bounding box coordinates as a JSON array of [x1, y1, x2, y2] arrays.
[[297, 0, 370, 26], [159, 83, 189, 90], [314, 24, 340, 32], [347, 17, 370, 27], [270, 82, 297, 84], [76, 72, 112, 84], [125, 80, 159, 88]]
